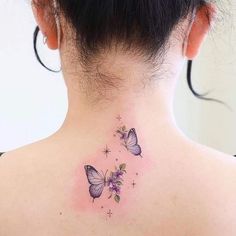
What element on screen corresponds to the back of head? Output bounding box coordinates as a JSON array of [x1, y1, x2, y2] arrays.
[[32, 0, 215, 102]]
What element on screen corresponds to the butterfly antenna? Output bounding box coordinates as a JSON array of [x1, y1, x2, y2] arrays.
[[101, 169, 108, 183], [104, 169, 108, 184]]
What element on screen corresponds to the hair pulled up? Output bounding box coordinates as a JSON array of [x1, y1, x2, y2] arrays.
[[33, 0, 228, 106]]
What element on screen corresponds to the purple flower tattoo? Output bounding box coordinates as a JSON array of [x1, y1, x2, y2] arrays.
[[107, 163, 126, 203]]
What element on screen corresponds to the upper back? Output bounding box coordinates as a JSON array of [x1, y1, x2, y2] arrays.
[[0, 136, 236, 236]]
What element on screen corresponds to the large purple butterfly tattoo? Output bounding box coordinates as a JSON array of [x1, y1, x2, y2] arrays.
[[84, 164, 126, 203]]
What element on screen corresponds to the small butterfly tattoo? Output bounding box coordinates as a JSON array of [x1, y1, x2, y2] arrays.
[[117, 128, 143, 157]]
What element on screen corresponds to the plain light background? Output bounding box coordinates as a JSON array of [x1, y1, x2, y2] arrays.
[[0, 0, 235, 155]]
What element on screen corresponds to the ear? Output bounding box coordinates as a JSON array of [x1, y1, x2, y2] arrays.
[[31, 0, 58, 50], [185, 3, 217, 59]]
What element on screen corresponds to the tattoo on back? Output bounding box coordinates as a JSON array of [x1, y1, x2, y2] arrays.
[[84, 115, 143, 217], [116, 126, 142, 157], [84, 163, 126, 203]]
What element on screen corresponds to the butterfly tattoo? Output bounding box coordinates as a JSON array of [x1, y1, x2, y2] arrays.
[[84, 165, 107, 202], [84, 164, 126, 203], [117, 127, 143, 157]]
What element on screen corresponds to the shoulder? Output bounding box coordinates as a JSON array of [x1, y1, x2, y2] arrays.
[[0, 142, 63, 232], [0, 147, 38, 198], [0, 140, 56, 199], [189, 142, 236, 188], [185, 144, 236, 233]]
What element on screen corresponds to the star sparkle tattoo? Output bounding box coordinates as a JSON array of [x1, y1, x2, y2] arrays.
[[107, 209, 112, 218], [103, 145, 111, 157]]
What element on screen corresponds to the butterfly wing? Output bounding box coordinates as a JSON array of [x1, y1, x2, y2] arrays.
[[125, 128, 142, 156], [85, 165, 105, 185], [84, 165, 105, 199], [126, 128, 138, 146], [89, 183, 105, 199], [127, 143, 142, 156]]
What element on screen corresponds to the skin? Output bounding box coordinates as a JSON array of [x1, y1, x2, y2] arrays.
[[0, 1, 236, 236]]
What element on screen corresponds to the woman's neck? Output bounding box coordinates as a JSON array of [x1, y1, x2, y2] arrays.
[[57, 39, 187, 145], [55, 82, 191, 154]]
